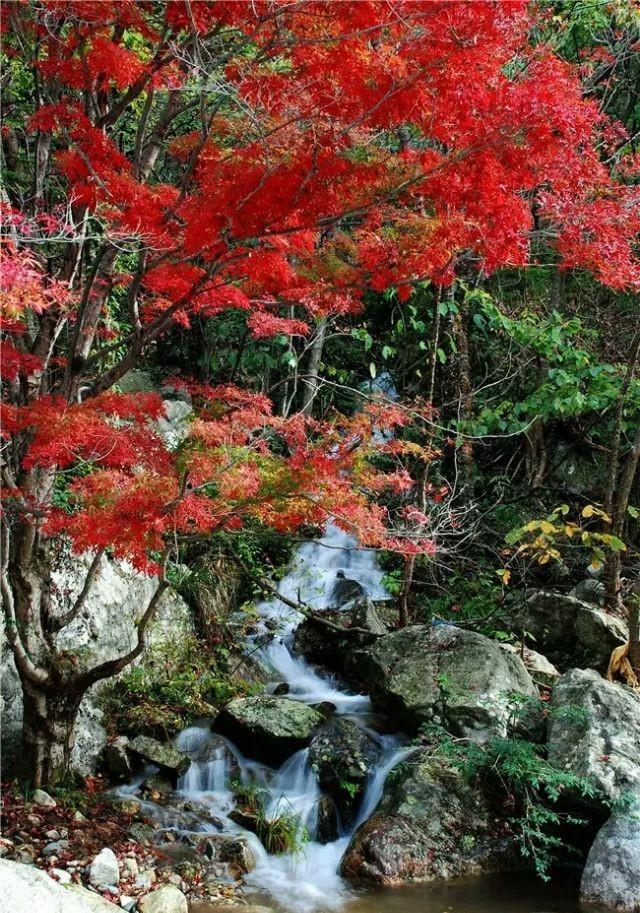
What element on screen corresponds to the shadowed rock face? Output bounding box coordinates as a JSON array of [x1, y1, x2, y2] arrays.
[[581, 802, 640, 913], [548, 668, 640, 806], [365, 624, 539, 743], [216, 695, 323, 764], [309, 717, 381, 827], [340, 752, 517, 885]]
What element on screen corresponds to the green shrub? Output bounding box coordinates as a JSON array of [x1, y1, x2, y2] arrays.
[[102, 636, 253, 739], [420, 723, 601, 880]]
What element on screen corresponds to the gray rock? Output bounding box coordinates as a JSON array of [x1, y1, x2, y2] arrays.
[[32, 789, 57, 808], [341, 752, 516, 885], [499, 643, 559, 687], [43, 840, 70, 857], [548, 669, 640, 804], [217, 696, 323, 764], [366, 625, 539, 742], [570, 579, 606, 607], [138, 886, 188, 913], [128, 823, 156, 845], [0, 860, 119, 913], [154, 400, 192, 450], [104, 737, 132, 782], [51, 868, 73, 885], [309, 718, 380, 826], [581, 802, 640, 912], [1, 553, 194, 778], [88, 848, 120, 889], [127, 736, 191, 778], [513, 591, 583, 664], [575, 605, 628, 671]]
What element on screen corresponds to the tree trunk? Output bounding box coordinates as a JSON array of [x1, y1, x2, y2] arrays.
[[628, 595, 640, 680], [300, 318, 327, 415], [21, 676, 85, 787], [453, 291, 474, 493]]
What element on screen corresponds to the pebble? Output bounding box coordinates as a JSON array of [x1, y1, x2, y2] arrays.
[[123, 857, 139, 876], [120, 896, 136, 911], [44, 829, 61, 840]]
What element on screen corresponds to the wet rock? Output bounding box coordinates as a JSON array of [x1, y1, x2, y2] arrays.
[[217, 836, 256, 874], [575, 605, 628, 672], [104, 737, 133, 782], [273, 682, 290, 696], [309, 718, 380, 826], [331, 572, 366, 607], [580, 801, 640, 912], [175, 728, 240, 784], [366, 625, 539, 742], [548, 669, 640, 805], [293, 598, 389, 683], [341, 752, 516, 885], [88, 847, 120, 889], [111, 797, 142, 817], [127, 735, 190, 779], [311, 701, 336, 717], [316, 796, 339, 844], [217, 696, 323, 764], [138, 886, 188, 913], [32, 789, 57, 808]]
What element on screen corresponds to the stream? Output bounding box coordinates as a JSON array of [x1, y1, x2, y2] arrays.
[[120, 524, 595, 913]]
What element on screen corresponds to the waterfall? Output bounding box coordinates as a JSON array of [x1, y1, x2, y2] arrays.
[[122, 375, 410, 911]]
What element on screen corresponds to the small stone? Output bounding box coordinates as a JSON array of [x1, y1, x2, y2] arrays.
[[42, 840, 69, 857], [167, 873, 182, 885], [123, 857, 139, 876], [128, 823, 156, 845], [50, 868, 72, 884], [44, 829, 61, 840], [26, 815, 42, 826], [120, 896, 136, 911], [137, 885, 189, 913], [32, 789, 56, 808], [73, 811, 87, 822], [88, 847, 120, 888]]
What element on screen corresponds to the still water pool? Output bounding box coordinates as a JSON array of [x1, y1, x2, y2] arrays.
[[191, 871, 604, 913]]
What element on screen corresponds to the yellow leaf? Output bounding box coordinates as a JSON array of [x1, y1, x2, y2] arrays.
[[582, 505, 595, 518], [496, 569, 511, 585]]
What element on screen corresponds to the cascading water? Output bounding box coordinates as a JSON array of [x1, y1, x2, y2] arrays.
[[121, 374, 413, 911]]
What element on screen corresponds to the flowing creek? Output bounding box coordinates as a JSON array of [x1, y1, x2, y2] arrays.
[[120, 522, 595, 913]]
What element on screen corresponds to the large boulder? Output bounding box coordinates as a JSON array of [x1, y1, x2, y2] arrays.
[[548, 669, 640, 805], [580, 802, 640, 913], [365, 625, 539, 742], [293, 599, 389, 684], [340, 752, 516, 885], [512, 591, 583, 665], [575, 605, 628, 672], [0, 859, 118, 913], [217, 696, 323, 764], [308, 718, 380, 826], [1, 552, 194, 778]]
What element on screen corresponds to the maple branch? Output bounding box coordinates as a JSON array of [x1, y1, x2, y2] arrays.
[[49, 548, 105, 634]]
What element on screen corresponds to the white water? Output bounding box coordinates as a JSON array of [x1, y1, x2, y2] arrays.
[[122, 375, 412, 911]]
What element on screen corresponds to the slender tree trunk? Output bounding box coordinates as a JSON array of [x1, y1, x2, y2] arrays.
[[453, 289, 474, 493], [604, 424, 640, 609], [300, 318, 327, 415], [628, 592, 640, 680], [21, 676, 85, 787]]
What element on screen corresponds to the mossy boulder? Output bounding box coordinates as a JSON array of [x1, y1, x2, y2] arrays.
[[366, 624, 539, 742], [127, 735, 191, 779], [217, 696, 323, 764], [309, 718, 381, 826], [340, 752, 517, 885]]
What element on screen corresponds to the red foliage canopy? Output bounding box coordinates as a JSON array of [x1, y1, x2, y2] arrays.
[[1, 0, 638, 570]]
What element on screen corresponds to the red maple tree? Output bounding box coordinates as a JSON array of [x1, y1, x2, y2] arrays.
[[1, 0, 638, 785]]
